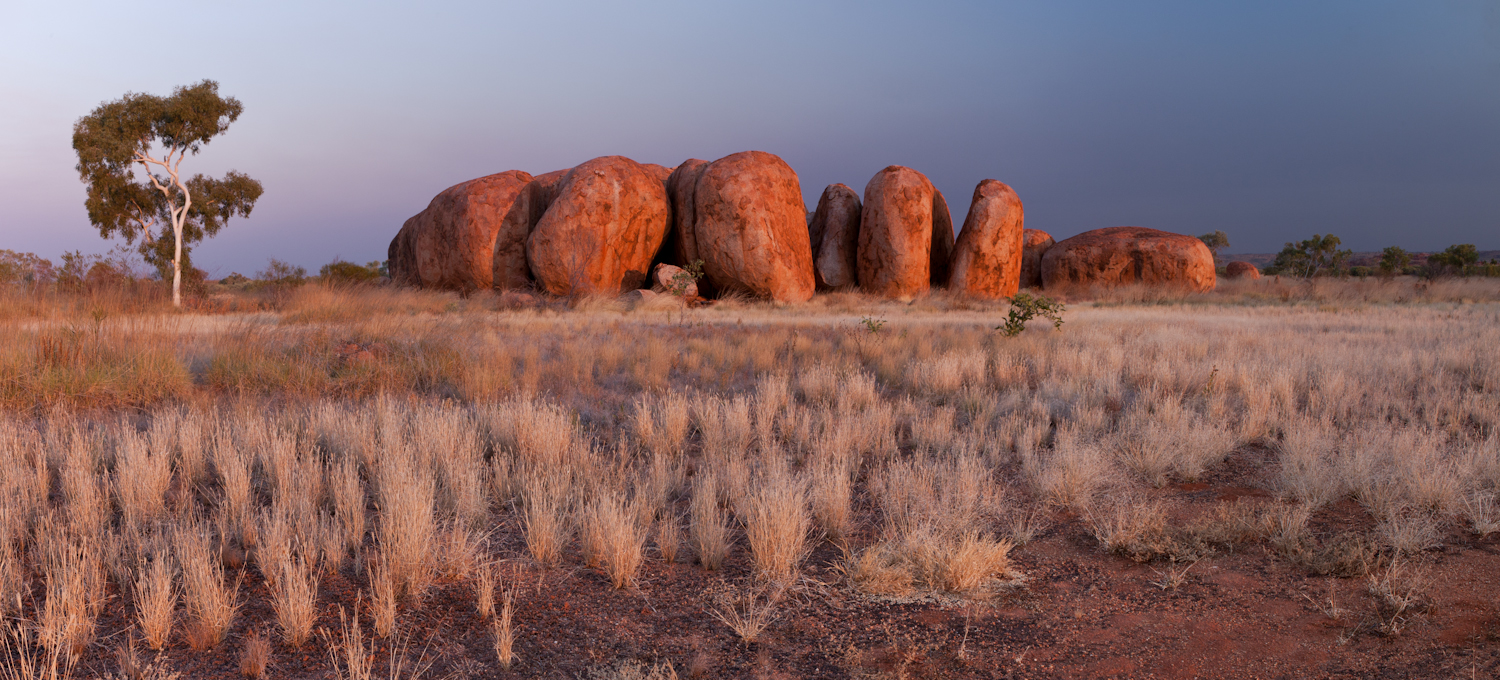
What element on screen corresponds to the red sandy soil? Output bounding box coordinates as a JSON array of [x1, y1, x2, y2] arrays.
[[62, 447, 1500, 679]]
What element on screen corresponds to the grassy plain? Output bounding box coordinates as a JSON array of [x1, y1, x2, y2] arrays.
[[1, 276, 1498, 678]]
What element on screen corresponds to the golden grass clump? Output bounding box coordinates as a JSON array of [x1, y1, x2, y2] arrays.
[[133, 552, 177, 651], [740, 467, 811, 585], [689, 475, 731, 571], [175, 523, 240, 650], [579, 491, 647, 589]]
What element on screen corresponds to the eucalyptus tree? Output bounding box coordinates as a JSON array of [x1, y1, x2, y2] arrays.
[[72, 80, 263, 306]]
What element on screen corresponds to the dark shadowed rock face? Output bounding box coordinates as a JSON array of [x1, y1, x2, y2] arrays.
[[526, 156, 671, 296], [1040, 226, 1216, 292], [947, 179, 1024, 299], [808, 183, 861, 289], [1225, 261, 1262, 280], [857, 165, 945, 300], [1020, 228, 1055, 289], [388, 222, 419, 286], [691, 151, 815, 302], [492, 169, 568, 291], [662, 159, 710, 269], [930, 189, 955, 288], [400, 170, 533, 291]]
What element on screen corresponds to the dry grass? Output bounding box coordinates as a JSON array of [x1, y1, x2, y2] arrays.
[[689, 475, 730, 572], [175, 524, 239, 650], [0, 282, 1494, 674], [270, 556, 319, 646], [133, 552, 177, 651], [367, 553, 398, 639], [492, 588, 517, 670], [740, 468, 811, 585], [580, 491, 646, 589], [708, 588, 778, 645], [238, 630, 271, 678]]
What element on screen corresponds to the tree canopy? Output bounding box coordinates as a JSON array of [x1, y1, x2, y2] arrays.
[[1269, 234, 1351, 278], [1378, 246, 1411, 277], [1197, 231, 1229, 265], [72, 79, 263, 304]]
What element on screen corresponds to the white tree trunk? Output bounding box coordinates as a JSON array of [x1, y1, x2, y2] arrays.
[[172, 220, 183, 307]]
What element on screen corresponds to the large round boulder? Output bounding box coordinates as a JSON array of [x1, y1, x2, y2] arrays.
[[662, 159, 709, 267], [947, 180, 1024, 299], [398, 170, 534, 291], [691, 151, 815, 302], [526, 156, 671, 296], [1040, 226, 1216, 292], [491, 169, 569, 291], [857, 166, 953, 299], [808, 183, 861, 289], [1019, 229, 1055, 289], [1225, 261, 1262, 280]]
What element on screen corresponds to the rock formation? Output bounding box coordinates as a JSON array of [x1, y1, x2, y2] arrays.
[[393, 170, 533, 291], [492, 169, 568, 291], [931, 190, 955, 287], [1020, 229, 1055, 289], [1225, 261, 1262, 280], [651, 263, 698, 298], [857, 166, 951, 299], [1040, 226, 1216, 292], [690, 151, 815, 302], [947, 179, 1024, 299], [808, 184, 861, 289], [663, 159, 710, 267], [387, 223, 419, 286], [641, 163, 674, 184], [526, 156, 671, 295]]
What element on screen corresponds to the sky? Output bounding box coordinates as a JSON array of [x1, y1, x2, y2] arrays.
[[1, 0, 1497, 276]]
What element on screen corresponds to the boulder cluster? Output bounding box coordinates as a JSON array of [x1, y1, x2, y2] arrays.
[[389, 151, 1216, 301]]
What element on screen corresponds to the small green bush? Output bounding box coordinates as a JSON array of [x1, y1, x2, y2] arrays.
[[997, 293, 1065, 337], [319, 259, 382, 284]]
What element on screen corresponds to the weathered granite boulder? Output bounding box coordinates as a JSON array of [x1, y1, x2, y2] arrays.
[[1040, 226, 1216, 292], [808, 183, 861, 289], [947, 179, 1024, 299], [526, 156, 671, 295], [691, 151, 815, 302]]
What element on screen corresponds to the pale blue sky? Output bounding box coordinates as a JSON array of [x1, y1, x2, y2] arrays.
[[2, 0, 1497, 276]]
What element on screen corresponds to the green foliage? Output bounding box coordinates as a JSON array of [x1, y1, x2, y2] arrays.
[[1378, 246, 1411, 277], [319, 259, 383, 284], [1267, 234, 1351, 278], [997, 292, 1065, 337], [258, 259, 307, 286], [72, 79, 263, 303], [1197, 231, 1230, 265], [1428, 244, 1480, 277], [858, 316, 887, 333], [667, 259, 705, 297], [1349, 266, 1372, 278]]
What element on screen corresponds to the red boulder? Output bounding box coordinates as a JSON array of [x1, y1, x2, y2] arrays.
[[397, 170, 533, 291], [1019, 229, 1055, 289], [947, 180, 1024, 299], [857, 166, 952, 299], [808, 184, 861, 289], [691, 151, 815, 302], [526, 157, 671, 295], [1040, 227, 1216, 292]]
